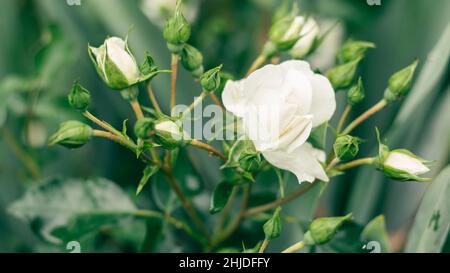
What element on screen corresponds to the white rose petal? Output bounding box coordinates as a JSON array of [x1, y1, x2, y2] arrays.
[[222, 60, 336, 183], [105, 37, 140, 83], [384, 151, 430, 175]]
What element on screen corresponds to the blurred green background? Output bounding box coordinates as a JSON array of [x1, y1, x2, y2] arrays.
[[0, 0, 449, 253]]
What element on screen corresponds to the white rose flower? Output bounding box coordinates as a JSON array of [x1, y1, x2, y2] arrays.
[[89, 37, 141, 90], [289, 17, 320, 59], [222, 60, 336, 183]]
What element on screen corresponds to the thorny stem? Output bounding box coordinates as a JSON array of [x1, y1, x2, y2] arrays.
[[282, 241, 306, 253], [146, 83, 162, 115], [342, 99, 388, 135], [170, 54, 179, 111], [337, 105, 352, 134], [189, 139, 227, 161], [335, 157, 375, 172]]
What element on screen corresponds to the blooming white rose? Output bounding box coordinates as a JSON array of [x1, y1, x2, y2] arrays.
[[289, 17, 320, 59], [89, 37, 141, 90], [222, 60, 336, 183]]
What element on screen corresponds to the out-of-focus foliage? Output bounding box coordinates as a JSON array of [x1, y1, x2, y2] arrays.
[[0, 0, 449, 253]]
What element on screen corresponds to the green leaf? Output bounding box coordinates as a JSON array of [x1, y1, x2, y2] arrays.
[[360, 215, 391, 253], [7, 177, 138, 244], [308, 122, 328, 150], [209, 181, 234, 214], [140, 218, 163, 253], [405, 165, 450, 252], [136, 164, 160, 195]]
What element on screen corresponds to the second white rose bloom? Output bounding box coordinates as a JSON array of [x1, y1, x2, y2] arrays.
[[222, 60, 336, 183]]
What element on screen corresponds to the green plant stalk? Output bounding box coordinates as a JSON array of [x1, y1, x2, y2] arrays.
[[282, 241, 305, 253], [342, 99, 388, 135], [336, 105, 352, 134], [335, 157, 375, 171], [170, 54, 179, 111], [182, 91, 207, 118]]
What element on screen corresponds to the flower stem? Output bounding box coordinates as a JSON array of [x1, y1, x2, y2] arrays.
[[92, 130, 136, 150], [259, 239, 270, 253], [189, 139, 227, 161], [336, 105, 352, 134], [182, 92, 207, 118], [146, 83, 162, 115], [209, 93, 225, 112], [130, 100, 145, 120], [282, 241, 305, 253], [1, 127, 41, 180], [342, 99, 388, 135], [83, 111, 123, 136], [326, 157, 341, 172], [170, 54, 179, 111], [210, 185, 250, 249], [335, 157, 375, 171], [245, 183, 316, 217], [246, 54, 266, 77], [164, 171, 210, 239]]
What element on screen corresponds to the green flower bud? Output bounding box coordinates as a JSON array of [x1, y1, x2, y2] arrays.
[[268, 13, 304, 51], [134, 118, 155, 140], [68, 81, 91, 112], [347, 77, 365, 106], [333, 135, 361, 162], [327, 57, 362, 90], [263, 207, 282, 240], [238, 150, 262, 173], [180, 44, 204, 78], [384, 60, 419, 103], [153, 118, 188, 150], [336, 40, 375, 64], [163, 1, 191, 53], [200, 65, 223, 93], [304, 213, 352, 245], [48, 120, 93, 149]]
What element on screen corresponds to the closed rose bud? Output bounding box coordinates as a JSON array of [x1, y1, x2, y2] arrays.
[[333, 135, 361, 162], [347, 77, 365, 106], [134, 118, 155, 140], [48, 121, 93, 149], [263, 207, 282, 240], [327, 57, 362, 90], [303, 213, 352, 245], [384, 60, 419, 103], [200, 65, 222, 93], [378, 149, 431, 182], [238, 150, 262, 172], [153, 118, 188, 149], [289, 17, 320, 59], [336, 40, 375, 64], [89, 37, 141, 90], [163, 0, 191, 53], [180, 44, 204, 78], [269, 14, 304, 51], [68, 81, 91, 112]]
